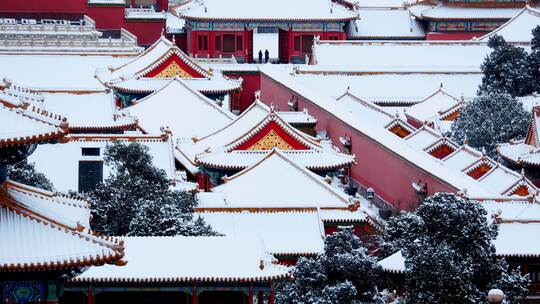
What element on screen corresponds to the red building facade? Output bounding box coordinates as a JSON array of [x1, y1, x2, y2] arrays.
[[0, 0, 168, 45], [184, 22, 347, 63]]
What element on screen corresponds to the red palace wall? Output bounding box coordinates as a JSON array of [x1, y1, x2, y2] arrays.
[[0, 0, 87, 14], [223, 72, 261, 113], [260, 73, 456, 210]]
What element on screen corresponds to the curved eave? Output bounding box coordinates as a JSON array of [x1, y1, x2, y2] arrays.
[[69, 122, 138, 132], [0, 130, 66, 148], [70, 273, 290, 284], [0, 253, 124, 272], [197, 156, 355, 171], [110, 83, 241, 95], [420, 16, 511, 21], [180, 15, 356, 22]]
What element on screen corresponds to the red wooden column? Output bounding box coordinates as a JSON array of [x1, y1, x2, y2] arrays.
[[257, 291, 264, 304], [87, 286, 93, 304], [248, 286, 254, 304], [268, 284, 275, 304], [287, 27, 294, 63], [192, 285, 198, 304]]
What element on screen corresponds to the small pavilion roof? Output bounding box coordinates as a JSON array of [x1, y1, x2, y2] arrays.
[[379, 251, 405, 274], [498, 107, 540, 167], [71, 236, 289, 284], [0, 181, 124, 271], [178, 100, 354, 174], [176, 0, 358, 22], [0, 101, 68, 147], [478, 6, 540, 43], [101, 36, 211, 83], [124, 77, 235, 141], [405, 87, 462, 126], [198, 149, 355, 209]]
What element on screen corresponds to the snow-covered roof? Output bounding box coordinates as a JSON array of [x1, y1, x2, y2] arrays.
[[335, 91, 395, 128], [102, 36, 210, 83], [494, 222, 540, 257], [0, 100, 67, 147], [176, 0, 358, 21], [0, 54, 130, 90], [200, 211, 325, 256], [379, 251, 405, 274], [291, 69, 482, 104], [72, 236, 290, 283], [28, 134, 176, 192], [411, 4, 523, 20], [478, 6, 540, 42], [498, 141, 540, 167], [311, 40, 500, 72], [124, 77, 235, 141], [498, 107, 540, 167], [198, 149, 354, 209], [405, 87, 462, 125], [178, 100, 354, 174], [166, 12, 186, 34], [42, 91, 137, 132], [108, 74, 242, 94], [349, 8, 425, 39], [0, 181, 123, 271], [346, 0, 415, 8]]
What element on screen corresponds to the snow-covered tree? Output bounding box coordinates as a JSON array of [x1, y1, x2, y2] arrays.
[[276, 228, 380, 304], [479, 35, 534, 97], [378, 211, 423, 259], [6, 159, 53, 191], [450, 92, 529, 157], [90, 142, 216, 237], [380, 193, 528, 304], [528, 26, 540, 93]]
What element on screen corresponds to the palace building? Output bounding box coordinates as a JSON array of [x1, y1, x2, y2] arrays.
[[197, 149, 380, 264], [97, 37, 243, 110], [258, 64, 539, 210], [65, 237, 289, 304], [177, 100, 355, 190], [171, 0, 357, 63]]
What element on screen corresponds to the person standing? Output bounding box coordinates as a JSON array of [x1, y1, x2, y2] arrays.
[[264, 49, 269, 63], [258, 50, 263, 63]]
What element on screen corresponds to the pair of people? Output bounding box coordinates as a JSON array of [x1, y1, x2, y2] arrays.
[[258, 49, 269, 63]]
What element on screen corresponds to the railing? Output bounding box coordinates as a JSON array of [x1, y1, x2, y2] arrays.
[[0, 16, 97, 34], [0, 28, 141, 53]]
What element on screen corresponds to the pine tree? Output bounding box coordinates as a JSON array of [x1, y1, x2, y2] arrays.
[[89, 142, 216, 237], [6, 159, 54, 191], [380, 193, 529, 304], [276, 228, 380, 304], [450, 92, 529, 157], [479, 35, 534, 97], [528, 26, 540, 93]]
